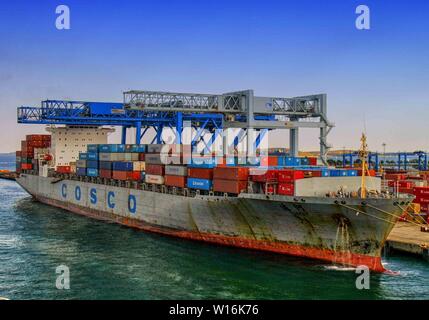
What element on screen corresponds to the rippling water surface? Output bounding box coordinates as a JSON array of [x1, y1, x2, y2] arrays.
[[0, 172, 428, 299]]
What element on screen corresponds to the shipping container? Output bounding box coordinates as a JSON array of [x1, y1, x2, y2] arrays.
[[99, 161, 112, 170], [188, 168, 214, 180], [21, 163, 33, 170], [131, 171, 142, 181], [145, 154, 164, 165], [86, 160, 99, 169], [187, 178, 212, 190], [214, 167, 249, 181], [79, 153, 88, 160], [308, 157, 318, 166], [187, 156, 216, 168], [87, 144, 99, 152], [76, 167, 86, 176], [261, 156, 278, 167], [99, 169, 112, 179], [138, 153, 145, 161], [76, 160, 87, 168], [112, 170, 132, 180], [123, 153, 139, 161], [146, 164, 165, 176], [87, 168, 99, 177], [133, 161, 146, 172], [278, 169, 304, 182], [147, 144, 164, 153], [413, 187, 429, 197], [112, 162, 133, 171], [164, 175, 187, 188], [278, 183, 294, 196], [99, 153, 113, 161], [249, 168, 278, 182], [165, 165, 188, 176], [213, 179, 247, 194], [145, 174, 165, 185], [56, 166, 71, 174]]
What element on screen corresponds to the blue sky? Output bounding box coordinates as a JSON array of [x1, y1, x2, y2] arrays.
[[0, 0, 428, 152]]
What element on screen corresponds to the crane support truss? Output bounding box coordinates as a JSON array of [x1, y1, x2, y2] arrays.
[[17, 89, 333, 163], [124, 90, 334, 162]]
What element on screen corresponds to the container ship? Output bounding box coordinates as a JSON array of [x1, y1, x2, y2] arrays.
[[13, 90, 413, 272]]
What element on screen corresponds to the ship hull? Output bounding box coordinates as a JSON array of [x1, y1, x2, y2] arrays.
[[16, 174, 408, 272]]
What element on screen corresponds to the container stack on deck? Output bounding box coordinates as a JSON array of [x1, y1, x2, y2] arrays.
[[16, 141, 366, 197], [16, 135, 51, 173]]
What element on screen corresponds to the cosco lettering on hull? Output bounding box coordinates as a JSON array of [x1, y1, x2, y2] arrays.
[[60, 183, 137, 215]]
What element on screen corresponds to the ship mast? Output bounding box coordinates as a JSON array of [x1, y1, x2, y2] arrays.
[[359, 133, 369, 198]]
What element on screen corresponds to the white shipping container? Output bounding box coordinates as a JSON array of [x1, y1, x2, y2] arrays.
[[165, 165, 187, 176], [145, 174, 164, 185], [133, 161, 146, 171]]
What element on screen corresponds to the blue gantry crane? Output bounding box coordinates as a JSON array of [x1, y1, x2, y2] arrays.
[[333, 151, 428, 171], [17, 90, 333, 161]]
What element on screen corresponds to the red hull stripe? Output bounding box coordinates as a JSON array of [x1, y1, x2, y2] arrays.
[[37, 195, 385, 273]]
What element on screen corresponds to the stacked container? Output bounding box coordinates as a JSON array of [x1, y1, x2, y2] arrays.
[[213, 167, 249, 194], [18, 135, 51, 172]]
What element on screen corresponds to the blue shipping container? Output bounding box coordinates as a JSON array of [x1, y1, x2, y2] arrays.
[[188, 157, 216, 168], [79, 153, 88, 160], [187, 178, 212, 190], [99, 144, 111, 152], [329, 169, 341, 177], [86, 160, 99, 168], [347, 170, 358, 176], [87, 144, 99, 152], [87, 152, 99, 160], [340, 170, 348, 177], [112, 161, 133, 171], [99, 161, 112, 170], [321, 169, 330, 177], [87, 168, 99, 177], [76, 167, 86, 176], [300, 158, 310, 166]]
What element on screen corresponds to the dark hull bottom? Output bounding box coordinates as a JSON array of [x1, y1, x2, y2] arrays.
[[35, 194, 385, 272]]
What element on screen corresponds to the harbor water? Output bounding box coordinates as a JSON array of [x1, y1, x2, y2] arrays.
[[0, 163, 428, 299]]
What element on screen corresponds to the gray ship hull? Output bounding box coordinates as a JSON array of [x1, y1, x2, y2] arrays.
[[16, 174, 409, 272]]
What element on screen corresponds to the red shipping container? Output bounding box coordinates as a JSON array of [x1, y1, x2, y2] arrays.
[[250, 168, 278, 182], [308, 157, 317, 166], [146, 164, 165, 175], [213, 179, 247, 194], [398, 187, 414, 194], [26, 134, 50, 141], [278, 169, 304, 182], [260, 156, 278, 167], [99, 169, 112, 179], [112, 171, 132, 180], [388, 180, 414, 188], [414, 197, 429, 204], [130, 171, 142, 181], [413, 187, 429, 197], [16, 151, 22, 157], [188, 168, 214, 180], [56, 166, 71, 174], [164, 175, 187, 188], [213, 167, 249, 181], [138, 153, 146, 161], [278, 183, 294, 196], [21, 163, 33, 170], [385, 173, 406, 180], [305, 170, 322, 177]]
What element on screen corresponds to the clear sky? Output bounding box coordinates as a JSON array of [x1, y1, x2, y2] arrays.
[[1, 0, 428, 153]]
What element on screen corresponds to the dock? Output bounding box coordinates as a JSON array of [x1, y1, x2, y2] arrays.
[[0, 171, 17, 181], [386, 222, 429, 261]]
